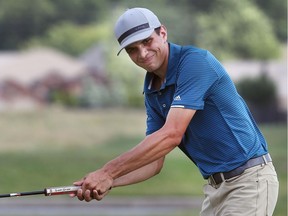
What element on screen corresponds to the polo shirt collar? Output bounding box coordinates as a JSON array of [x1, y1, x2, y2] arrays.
[[143, 43, 182, 93]]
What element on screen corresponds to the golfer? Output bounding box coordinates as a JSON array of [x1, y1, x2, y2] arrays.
[[73, 8, 279, 215]]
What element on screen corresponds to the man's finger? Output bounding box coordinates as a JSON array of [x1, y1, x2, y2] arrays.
[[92, 189, 103, 201], [84, 189, 92, 202], [73, 179, 84, 186], [76, 189, 84, 201]]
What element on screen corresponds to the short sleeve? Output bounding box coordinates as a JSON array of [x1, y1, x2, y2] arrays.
[[171, 50, 221, 110]]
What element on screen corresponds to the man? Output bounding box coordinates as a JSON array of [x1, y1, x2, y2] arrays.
[[73, 8, 279, 215]]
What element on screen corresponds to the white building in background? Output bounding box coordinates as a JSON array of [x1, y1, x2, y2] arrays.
[[0, 47, 107, 111]]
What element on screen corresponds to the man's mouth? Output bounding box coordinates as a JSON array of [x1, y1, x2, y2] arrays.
[[141, 54, 155, 64]]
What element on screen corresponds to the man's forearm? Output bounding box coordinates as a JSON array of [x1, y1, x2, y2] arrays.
[[112, 157, 165, 188], [102, 129, 179, 181]]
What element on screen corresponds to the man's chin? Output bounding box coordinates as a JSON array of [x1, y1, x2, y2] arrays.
[[143, 64, 157, 72]]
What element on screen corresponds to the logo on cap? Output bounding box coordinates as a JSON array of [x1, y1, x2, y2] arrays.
[[118, 23, 150, 44]]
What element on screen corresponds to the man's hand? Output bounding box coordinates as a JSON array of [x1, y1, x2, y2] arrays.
[[73, 169, 113, 202]]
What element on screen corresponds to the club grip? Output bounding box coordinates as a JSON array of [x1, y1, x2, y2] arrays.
[[44, 186, 81, 196]]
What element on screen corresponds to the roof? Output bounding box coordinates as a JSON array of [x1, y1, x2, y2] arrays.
[[0, 47, 87, 85]]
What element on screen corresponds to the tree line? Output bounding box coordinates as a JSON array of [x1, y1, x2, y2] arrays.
[[0, 0, 286, 60]]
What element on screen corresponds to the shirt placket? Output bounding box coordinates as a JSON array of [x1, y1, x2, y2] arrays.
[[156, 90, 169, 117]]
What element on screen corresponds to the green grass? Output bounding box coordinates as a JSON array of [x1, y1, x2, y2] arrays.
[[260, 124, 287, 216], [0, 109, 286, 215], [0, 135, 204, 195]]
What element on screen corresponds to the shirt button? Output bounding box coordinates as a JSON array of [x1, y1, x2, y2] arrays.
[[162, 104, 166, 108], [158, 92, 162, 96]]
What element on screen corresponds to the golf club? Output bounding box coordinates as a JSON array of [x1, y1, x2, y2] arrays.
[[0, 185, 80, 198]]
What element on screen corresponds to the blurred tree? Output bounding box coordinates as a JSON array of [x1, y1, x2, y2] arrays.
[[79, 76, 113, 108], [167, 0, 213, 12], [0, 0, 284, 55], [253, 0, 287, 42], [0, 0, 108, 49], [237, 74, 277, 106], [24, 21, 111, 56], [106, 39, 145, 108], [48, 0, 108, 24], [50, 89, 79, 107], [193, 0, 281, 60], [236, 74, 280, 123], [0, 0, 55, 49]]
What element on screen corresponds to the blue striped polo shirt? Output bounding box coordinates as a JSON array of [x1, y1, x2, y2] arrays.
[[143, 43, 268, 178]]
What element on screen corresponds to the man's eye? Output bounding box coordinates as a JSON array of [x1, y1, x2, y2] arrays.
[[143, 38, 152, 44], [126, 48, 137, 55]]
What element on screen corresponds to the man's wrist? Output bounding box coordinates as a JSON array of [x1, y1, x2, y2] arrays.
[[102, 162, 119, 180]]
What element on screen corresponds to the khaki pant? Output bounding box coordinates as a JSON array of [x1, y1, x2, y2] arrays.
[[200, 162, 279, 216]]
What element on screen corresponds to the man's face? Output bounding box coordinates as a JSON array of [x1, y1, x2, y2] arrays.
[[125, 26, 168, 73]]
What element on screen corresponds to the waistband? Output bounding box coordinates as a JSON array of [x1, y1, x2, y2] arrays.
[[208, 153, 272, 185]]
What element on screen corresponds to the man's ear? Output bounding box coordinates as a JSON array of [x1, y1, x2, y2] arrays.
[[160, 25, 168, 41]]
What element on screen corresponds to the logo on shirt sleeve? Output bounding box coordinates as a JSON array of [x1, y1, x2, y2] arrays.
[[174, 95, 181, 101]]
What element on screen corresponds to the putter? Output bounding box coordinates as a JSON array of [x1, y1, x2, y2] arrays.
[[0, 185, 80, 198]]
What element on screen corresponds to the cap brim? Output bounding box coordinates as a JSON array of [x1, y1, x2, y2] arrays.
[[117, 29, 154, 56]]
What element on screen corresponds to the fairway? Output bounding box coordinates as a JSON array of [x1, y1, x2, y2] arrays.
[[0, 108, 286, 216]]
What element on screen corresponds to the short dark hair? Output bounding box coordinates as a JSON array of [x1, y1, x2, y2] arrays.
[[154, 27, 161, 35]]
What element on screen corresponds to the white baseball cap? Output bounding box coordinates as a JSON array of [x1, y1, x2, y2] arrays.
[[114, 8, 161, 56]]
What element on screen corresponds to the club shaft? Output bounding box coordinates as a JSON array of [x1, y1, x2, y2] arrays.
[[0, 190, 44, 198], [0, 186, 80, 198]]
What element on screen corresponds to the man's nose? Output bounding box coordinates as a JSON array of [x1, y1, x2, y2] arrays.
[[138, 46, 148, 58]]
